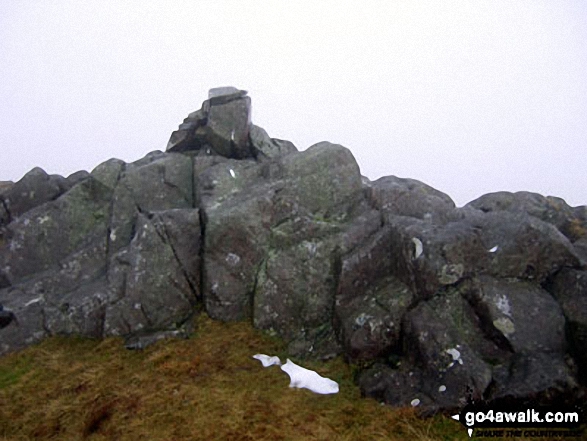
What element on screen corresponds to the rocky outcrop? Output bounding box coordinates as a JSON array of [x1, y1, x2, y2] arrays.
[[1, 87, 586, 416]]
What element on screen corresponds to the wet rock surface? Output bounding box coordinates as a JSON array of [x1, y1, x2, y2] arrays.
[[1, 87, 586, 414]]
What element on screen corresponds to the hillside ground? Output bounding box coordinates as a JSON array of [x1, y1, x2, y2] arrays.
[[0, 313, 565, 440]]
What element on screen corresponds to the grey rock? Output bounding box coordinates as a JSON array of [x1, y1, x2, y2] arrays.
[[197, 158, 273, 322], [208, 86, 248, 105], [205, 95, 252, 158], [66, 170, 90, 187], [426, 285, 510, 364], [0, 233, 109, 355], [402, 299, 493, 409], [335, 223, 414, 361], [385, 215, 489, 299], [0, 200, 8, 226], [109, 153, 193, 254], [335, 275, 412, 362], [124, 327, 192, 350], [460, 210, 582, 282], [0, 272, 9, 290], [550, 269, 587, 384], [337, 226, 397, 300], [42, 280, 111, 339], [249, 125, 298, 159], [368, 175, 457, 225], [466, 276, 566, 354], [1, 167, 67, 221], [276, 142, 363, 220], [572, 237, 587, 264], [0, 177, 112, 284], [0, 181, 14, 195], [104, 210, 200, 336], [253, 237, 340, 357], [489, 353, 578, 405], [166, 87, 252, 158], [0, 288, 46, 354], [167, 108, 208, 152], [91, 158, 125, 189], [359, 364, 435, 410], [199, 141, 367, 358], [467, 191, 587, 242]]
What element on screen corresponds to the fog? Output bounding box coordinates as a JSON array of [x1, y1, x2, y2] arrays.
[[1, 1, 586, 206]]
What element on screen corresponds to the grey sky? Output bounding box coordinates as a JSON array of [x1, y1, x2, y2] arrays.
[[1, 1, 586, 207]]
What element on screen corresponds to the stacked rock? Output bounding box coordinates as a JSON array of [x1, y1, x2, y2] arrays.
[[166, 86, 253, 159]]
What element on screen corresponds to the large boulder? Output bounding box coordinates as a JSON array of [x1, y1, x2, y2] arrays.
[[459, 208, 582, 282], [249, 125, 298, 159], [108, 152, 194, 255], [467, 191, 587, 243], [358, 274, 577, 413], [197, 141, 368, 357], [0, 176, 112, 284], [205, 87, 252, 158], [464, 276, 566, 354], [366, 175, 457, 225], [489, 353, 579, 406], [91, 158, 125, 189], [335, 224, 414, 362], [167, 87, 254, 159], [104, 209, 200, 336], [400, 294, 494, 411], [195, 156, 275, 322], [166, 108, 208, 153], [0, 168, 70, 224], [385, 215, 489, 300]]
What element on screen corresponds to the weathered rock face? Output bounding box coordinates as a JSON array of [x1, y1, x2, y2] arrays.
[[167, 86, 254, 159], [1, 87, 586, 415], [467, 191, 587, 244], [550, 269, 587, 384]]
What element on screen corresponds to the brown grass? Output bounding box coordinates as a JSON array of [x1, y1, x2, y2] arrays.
[[0, 314, 574, 440], [566, 218, 587, 242]]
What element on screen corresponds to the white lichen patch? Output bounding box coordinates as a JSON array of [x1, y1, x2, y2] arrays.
[[354, 312, 374, 327], [225, 253, 241, 266], [412, 237, 423, 259], [495, 294, 512, 317], [446, 347, 464, 367], [303, 241, 318, 256], [493, 317, 515, 335], [368, 318, 384, 334], [439, 263, 464, 285], [418, 331, 429, 343], [110, 228, 117, 242], [37, 215, 51, 225], [24, 297, 43, 307]]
